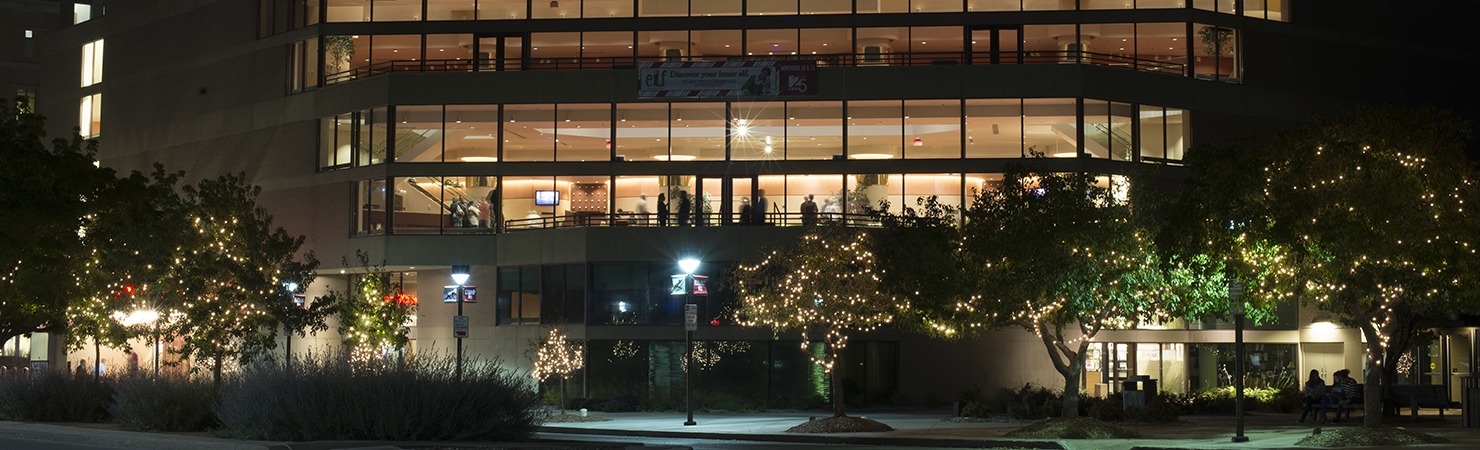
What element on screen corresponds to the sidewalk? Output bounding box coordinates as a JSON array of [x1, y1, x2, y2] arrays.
[[5, 410, 1480, 450], [535, 409, 1480, 450]]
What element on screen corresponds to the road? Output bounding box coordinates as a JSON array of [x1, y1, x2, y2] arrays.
[[0, 435, 138, 450]]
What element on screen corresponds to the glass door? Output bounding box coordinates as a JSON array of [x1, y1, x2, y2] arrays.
[[474, 33, 527, 71], [969, 26, 1021, 65]]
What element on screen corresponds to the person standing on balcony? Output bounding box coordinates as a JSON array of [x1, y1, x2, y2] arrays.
[[636, 193, 651, 225], [677, 191, 691, 227], [657, 193, 669, 227], [800, 194, 818, 226], [738, 197, 753, 225], [753, 189, 769, 225]]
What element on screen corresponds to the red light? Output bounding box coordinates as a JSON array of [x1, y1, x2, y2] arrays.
[[710, 319, 720, 326], [383, 291, 418, 306]]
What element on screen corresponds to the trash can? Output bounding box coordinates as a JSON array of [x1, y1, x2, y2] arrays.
[[1463, 374, 1480, 428], [1142, 376, 1158, 400], [1123, 379, 1145, 409]]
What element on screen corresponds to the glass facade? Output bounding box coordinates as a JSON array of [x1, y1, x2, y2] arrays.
[[255, 0, 1287, 24]]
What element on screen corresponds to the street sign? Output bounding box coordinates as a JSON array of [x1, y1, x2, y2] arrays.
[[684, 304, 698, 331], [453, 315, 469, 338]]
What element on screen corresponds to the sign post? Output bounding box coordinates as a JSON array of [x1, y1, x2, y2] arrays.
[[453, 315, 469, 339]]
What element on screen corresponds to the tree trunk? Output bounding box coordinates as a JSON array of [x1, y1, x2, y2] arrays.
[[92, 340, 101, 382], [1359, 321, 1385, 428], [559, 377, 567, 415], [831, 347, 846, 418], [212, 350, 224, 388]]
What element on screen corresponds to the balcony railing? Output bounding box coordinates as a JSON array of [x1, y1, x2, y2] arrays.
[[369, 211, 897, 236], [322, 50, 1185, 86]]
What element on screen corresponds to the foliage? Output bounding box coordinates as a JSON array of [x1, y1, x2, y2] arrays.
[[1197, 25, 1234, 57], [67, 167, 192, 379], [0, 372, 113, 422], [0, 99, 111, 343], [110, 375, 218, 431], [167, 173, 320, 386], [528, 326, 584, 414], [214, 351, 544, 441], [730, 227, 902, 418], [336, 250, 415, 360], [946, 166, 1201, 417], [872, 195, 967, 337], [1172, 105, 1480, 427]]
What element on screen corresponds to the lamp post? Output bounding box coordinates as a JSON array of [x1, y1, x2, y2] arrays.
[[451, 265, 471, 380], [678, 257, 700, 426], [284, 281, 299, 373], [1228, 279, 1248, 443]]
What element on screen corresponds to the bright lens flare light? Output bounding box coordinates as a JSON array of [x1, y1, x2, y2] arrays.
[[679, 258, 701, 275], [118, 309, 160, 326]]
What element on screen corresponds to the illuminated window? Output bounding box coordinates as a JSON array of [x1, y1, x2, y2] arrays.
[[82, 39, 104, 87], [79, 94, 101, 138], [73, 3, 93, 24]]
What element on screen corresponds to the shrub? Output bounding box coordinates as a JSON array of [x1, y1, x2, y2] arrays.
[[214, 351, 545, 441], [1005, 384, 1060, 420], [0, 372, 113, 422], [111, 375, 218, 431]]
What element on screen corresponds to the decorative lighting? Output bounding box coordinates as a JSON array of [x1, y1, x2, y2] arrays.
[[913, 136, 923, 147]]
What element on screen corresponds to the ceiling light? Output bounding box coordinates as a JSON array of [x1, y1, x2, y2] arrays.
[[850, 153, 893, 160], [461, 156, 499, 162], [653, 155, 697, 161], [763, 145, 773, 153]]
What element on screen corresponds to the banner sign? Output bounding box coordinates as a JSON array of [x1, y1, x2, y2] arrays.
[[638, 60, 817, 98], [669, 275, 709, 296], [443, 285, 477, 303]]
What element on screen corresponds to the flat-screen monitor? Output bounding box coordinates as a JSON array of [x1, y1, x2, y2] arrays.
[[534, 190, 560, 206]]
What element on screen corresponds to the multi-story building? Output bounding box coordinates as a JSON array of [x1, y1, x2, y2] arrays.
[[32, 0, 1479, 407]]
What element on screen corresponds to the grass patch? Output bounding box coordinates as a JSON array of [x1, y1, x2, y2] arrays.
[[1294, 427, 1448, 447], [785, 416, 895, 433], [1004, 417, 1142, 439]]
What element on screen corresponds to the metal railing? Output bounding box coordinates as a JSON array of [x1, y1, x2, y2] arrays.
[[377, 211, 889, 235], [322, 50, 1185, 85]]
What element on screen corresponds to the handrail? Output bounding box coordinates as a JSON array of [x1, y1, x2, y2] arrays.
[[394, 211, 890, 234], [321, 50, 1185, 86]]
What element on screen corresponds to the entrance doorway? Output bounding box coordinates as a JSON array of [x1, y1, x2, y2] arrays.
[[474, 34, 527, 71], [968, 26, 1021, 65]]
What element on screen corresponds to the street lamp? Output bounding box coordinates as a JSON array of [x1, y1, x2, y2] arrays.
[[1228, 279, 1248, 443], [451, 265, 471, 380], [678, 257, 700, 426]]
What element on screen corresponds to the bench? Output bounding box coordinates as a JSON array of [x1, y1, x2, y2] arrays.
[[1392, 384, 1456, 418], [1333, 384, 1364, 421]]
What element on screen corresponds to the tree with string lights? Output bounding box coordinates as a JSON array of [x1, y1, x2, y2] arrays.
[[946, 167, 1204, 418], [0, 99, 112, 345], [730, 227, 900, 419], [168, 173, 319, 386], [528, 326, 584, 415], [336, 250, 415, 363], [1182, 106, 1480, 427], [67, 166, 191, 379]]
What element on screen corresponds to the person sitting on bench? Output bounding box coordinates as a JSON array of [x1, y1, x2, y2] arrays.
[[1300, 369, 1333, 423], [1331, 368, 1361, 422]]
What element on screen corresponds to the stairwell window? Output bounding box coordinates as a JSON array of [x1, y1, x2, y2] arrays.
[[82, 39, 103, 87], [79, 93, 101, 138]]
